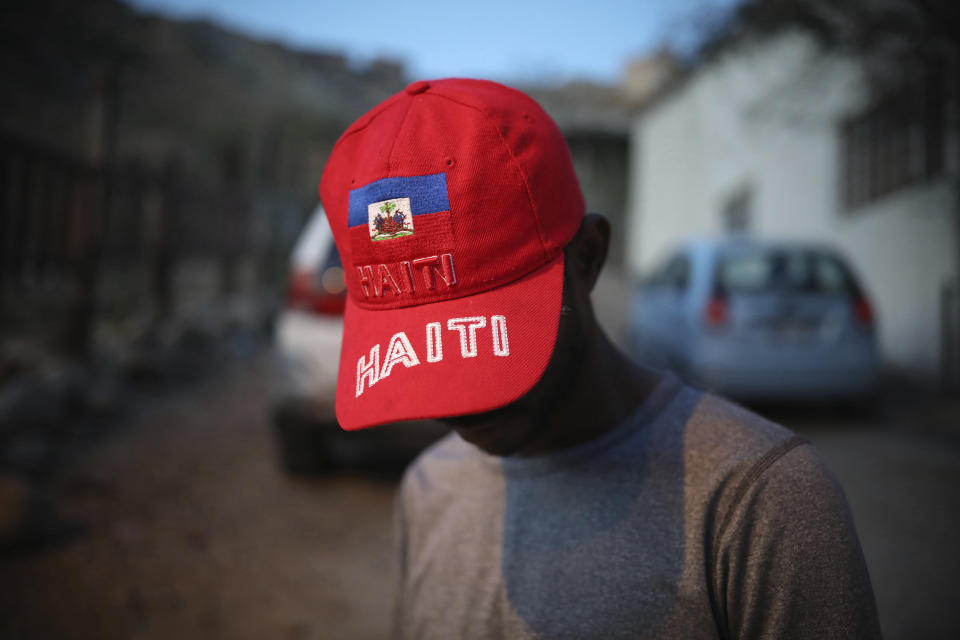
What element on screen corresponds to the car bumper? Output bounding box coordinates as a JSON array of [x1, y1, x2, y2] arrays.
[[270, 310, 343, 410], [271, 400, 450, 473], [688, 333, 879, 400]]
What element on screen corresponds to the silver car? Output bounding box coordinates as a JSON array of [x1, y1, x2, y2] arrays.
[[627, 237, 879, 402], [270, 204, 447, 473]]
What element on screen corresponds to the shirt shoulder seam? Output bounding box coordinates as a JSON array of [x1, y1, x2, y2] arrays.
[[708, 434, 809, 639], [714, 434, 809, 547]]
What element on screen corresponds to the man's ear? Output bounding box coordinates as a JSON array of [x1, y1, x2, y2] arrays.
[[566, 213, 610, 293]]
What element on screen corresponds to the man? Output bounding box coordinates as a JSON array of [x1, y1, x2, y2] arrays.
[[319, 78, 881, 639]]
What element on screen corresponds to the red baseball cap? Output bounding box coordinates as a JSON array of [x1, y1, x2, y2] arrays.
[[320, 78, 584, 430]]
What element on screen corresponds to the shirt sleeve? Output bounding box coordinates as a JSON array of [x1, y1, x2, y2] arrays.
[[714, 442, 882, 640], [392, 485, 409, 640]]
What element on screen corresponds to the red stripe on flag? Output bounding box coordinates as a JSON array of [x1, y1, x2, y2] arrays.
[[349, 210, 454, 265]]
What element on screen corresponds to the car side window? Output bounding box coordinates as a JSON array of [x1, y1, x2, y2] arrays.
[[652, 254, 690, 292], [666, 256, 691, 291]]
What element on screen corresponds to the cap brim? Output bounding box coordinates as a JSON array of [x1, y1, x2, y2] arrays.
[[336, 253, 564, 430]]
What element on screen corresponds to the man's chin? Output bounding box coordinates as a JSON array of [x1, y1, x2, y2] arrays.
[[441, 412, 539, 457]]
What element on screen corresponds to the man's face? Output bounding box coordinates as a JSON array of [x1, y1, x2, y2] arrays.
[[437, 262, 588, 456]]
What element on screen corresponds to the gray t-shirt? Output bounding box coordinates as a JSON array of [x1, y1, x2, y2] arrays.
[[394, 374, 881, 639]]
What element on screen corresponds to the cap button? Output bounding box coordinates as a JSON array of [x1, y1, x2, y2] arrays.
[[405, 80, 430, 95]]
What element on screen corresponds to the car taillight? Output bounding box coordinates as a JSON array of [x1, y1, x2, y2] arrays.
[[704, 294, 728, 328], [852, 295, 874, 327], [287, 267, 346, 316]]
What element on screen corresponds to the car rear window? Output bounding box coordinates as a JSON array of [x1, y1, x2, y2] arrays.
[[716, 250, 856, 294]]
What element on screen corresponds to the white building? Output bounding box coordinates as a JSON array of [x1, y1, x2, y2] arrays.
[[626, 31, 959, 383]]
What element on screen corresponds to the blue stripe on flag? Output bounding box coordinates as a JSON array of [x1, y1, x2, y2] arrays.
[[348, 173, 449, 228]]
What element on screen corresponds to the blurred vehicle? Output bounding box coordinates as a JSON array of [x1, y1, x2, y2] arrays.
[[269, 204, 447, 473], [627, 237, 879, 403]]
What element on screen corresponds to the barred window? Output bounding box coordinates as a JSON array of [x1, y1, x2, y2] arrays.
[[841, 71, 944, 210]]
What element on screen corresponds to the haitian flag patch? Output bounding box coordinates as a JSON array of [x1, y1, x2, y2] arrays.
[[348, 173, 454, 264]]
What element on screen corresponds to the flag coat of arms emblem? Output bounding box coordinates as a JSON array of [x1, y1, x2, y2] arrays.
[[368, 197, 414, 241]]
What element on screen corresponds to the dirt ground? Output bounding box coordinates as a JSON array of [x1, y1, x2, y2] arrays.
[[0, 354, 398, 640]]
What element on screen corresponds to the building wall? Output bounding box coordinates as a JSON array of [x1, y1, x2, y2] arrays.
[[566, 131, 630, 270], [626, 32, 958, 380]]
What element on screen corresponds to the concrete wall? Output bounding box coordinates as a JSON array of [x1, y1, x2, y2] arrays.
[[626, 32, 958, 380]]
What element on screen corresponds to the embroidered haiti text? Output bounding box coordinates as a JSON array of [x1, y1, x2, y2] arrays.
[[356, 315, 509, 397], [356, 253, 456, 298]]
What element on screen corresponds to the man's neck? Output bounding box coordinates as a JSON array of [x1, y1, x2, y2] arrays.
[[511, 329, 663, 457]]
